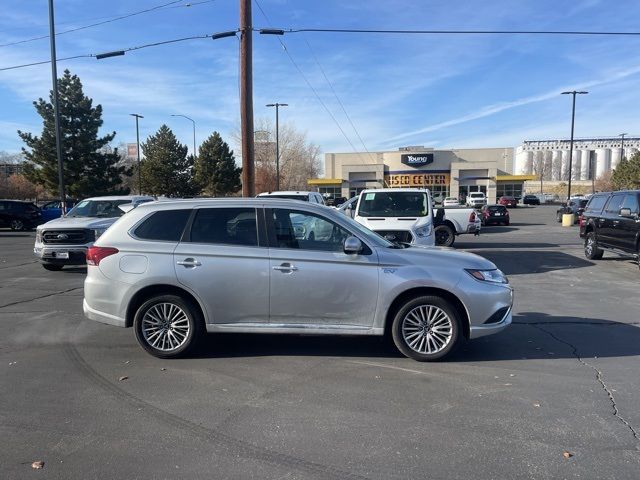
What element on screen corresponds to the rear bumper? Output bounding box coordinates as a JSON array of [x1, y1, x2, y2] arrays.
[[83, 298, 126, 327]]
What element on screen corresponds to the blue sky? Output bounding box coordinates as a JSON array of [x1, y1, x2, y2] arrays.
[[1, 0, 640, 162]]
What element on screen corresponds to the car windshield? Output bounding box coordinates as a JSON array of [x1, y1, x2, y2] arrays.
[[325, 209, 396, 248], [66, 199, 131, 218], [261, 195, 308, 201], [358, 191, 429, 218]]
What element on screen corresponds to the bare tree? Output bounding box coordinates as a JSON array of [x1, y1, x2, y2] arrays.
[[531, 154, 547, 195], [594, 171, 614, 192], [234, 118, 323, 193]]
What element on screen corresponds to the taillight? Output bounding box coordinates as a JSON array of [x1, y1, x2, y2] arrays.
[[86, 246, 119, 266], [469, 211, 476, 222], [579, 215, 585, 227]]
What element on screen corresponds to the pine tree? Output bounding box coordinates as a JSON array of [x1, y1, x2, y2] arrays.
[[139, 125, 199, 197], [611, 152, 640, 190], [17, 70, 129, 197], [194, 132, 242, 196]]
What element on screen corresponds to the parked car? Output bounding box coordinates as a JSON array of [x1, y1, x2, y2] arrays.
[[579, 190, 640, 266], [481, 205, 510, 226], [34, 195, 155, 271], [522, 195, 541, 205], [83, 198, 513, 361], [556, 198, 588, 223], [498, 196, 517, 208], [326, 196, 347, 207], [38, 200, 77, 223], [0, 200, 41, 230], [465, 192, 487, 208], [443, 197, 459, 207], [257, 191, 326, 205]]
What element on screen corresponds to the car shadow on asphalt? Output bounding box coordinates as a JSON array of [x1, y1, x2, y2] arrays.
[[0, 233, 32, 237], [470, 249, 592, 274], [450, 312, 640, 362], [456, 242, 559, 250]]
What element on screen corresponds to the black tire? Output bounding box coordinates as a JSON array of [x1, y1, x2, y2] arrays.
[[42, 263, 63, 271], [134, 294, 203, 358], [584, 232, 603, 260], [391, 295, 462, 361], [434, 224, 455, 247], [556, 212, 562, 223], [10, 219, 24, 231]]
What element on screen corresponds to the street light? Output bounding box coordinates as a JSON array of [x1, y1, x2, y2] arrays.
[[171, 114, 197, 159], [266, 103, 288, 190], [561, 90, 588, 201], [130, 114, 143, 194], [619, 132, 628, 161]]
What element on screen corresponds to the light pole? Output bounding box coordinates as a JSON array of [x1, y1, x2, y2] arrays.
[[561, 90, 588, 201], [48, 0, 66, 213], [171, 114, 197, 159], [619, 132, 627, 162], [266, 103, 287, 190], [130, 114, 143, 194]]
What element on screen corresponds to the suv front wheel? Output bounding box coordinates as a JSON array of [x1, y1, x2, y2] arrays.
[[584, 232, 604, 260], [391, 295, 461, 361], [134, 294, 202, 358]]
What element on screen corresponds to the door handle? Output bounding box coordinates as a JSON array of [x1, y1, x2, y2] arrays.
[[177, 258, 201, 268], [272, 263, 298, 272]]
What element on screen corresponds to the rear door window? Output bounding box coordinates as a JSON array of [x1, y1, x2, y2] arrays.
[[604, 195, 625, 214], [134, 210, 191, 241], [189, 208, 258, 246]]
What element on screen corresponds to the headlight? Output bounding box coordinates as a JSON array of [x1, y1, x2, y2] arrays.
[[414, 224, 432, 238], [466, 268, 508, 284], [35, 230, 43, 243], [94, 228, 107, 240]]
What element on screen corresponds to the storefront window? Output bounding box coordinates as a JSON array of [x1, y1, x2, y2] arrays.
[[318, 186, 342, 199], [496, 183, 524, 198]]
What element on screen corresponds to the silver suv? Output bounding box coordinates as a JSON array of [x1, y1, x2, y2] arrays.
[[83, 199, 512, 361]]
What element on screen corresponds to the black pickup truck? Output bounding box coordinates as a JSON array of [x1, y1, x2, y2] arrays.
[[579, 190, 640, 267]]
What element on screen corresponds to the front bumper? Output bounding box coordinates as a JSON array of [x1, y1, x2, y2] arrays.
[[34, 245, 88, 265], [469, 307, 512, 339]]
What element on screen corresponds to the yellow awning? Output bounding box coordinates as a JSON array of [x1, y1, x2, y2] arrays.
[[496, 174, 537, 181], [307, 178, 343, 185]]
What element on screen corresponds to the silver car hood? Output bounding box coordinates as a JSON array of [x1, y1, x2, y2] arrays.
[[376, 244, 496, 270], [38, 216, 118, 230]]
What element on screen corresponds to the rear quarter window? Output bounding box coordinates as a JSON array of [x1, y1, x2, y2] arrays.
[[133, 210, 191, 241]]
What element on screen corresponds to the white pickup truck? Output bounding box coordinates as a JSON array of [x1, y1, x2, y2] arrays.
[[466, 191, 487, 208], [340, 188, 480, 247]]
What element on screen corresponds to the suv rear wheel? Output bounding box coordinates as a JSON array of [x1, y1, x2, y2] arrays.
[[134, 294, 202, 358], [584, 232, 604, 260], [391, 295, 461, 361]]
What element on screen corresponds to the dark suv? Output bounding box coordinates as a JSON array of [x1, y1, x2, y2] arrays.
[[0, 200, 41, 230], [579, 191, 640, 266]]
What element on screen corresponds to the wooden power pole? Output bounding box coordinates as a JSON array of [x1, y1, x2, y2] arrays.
[[240, 0, 255, 196]]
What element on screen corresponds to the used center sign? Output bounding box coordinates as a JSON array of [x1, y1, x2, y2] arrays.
[[401, 153, 434, 167]]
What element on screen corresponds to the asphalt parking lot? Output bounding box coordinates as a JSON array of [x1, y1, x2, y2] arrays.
[[1, 205, 639, 480]]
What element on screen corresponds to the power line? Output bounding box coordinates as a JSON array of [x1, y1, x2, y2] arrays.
[[0, 34, 213, 71], [0, 0, 217, 48], [253, 0, 369, 163], [272, 27, 640, 36]]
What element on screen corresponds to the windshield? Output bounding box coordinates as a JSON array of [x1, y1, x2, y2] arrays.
[[358, 191, 429, 218], [328, 209, 395, 248], [66, 199, 131, 218]]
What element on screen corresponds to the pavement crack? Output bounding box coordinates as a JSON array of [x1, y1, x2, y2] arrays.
[[0, 287, 83, 309], [532, 324, 640, 445]]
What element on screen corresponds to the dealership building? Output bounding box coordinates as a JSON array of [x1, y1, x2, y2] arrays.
[[308, 146, 533, 203]]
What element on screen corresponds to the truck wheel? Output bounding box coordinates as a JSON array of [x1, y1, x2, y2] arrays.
[[391, 295, 462, 361], [584, 232, 603, 260], [434, 224, 455, 247]]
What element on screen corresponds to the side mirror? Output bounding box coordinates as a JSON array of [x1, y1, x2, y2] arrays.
[[619, 208, 632, 217], [343, 236, 363, 255]]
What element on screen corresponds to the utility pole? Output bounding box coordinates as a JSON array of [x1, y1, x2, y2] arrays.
[[48, 0, 66, 213], [619, 132, 627, 162], [266, 102, 288, 190], [240, 0, 255, 196], [130, 114, 143, 194], [561, 90, 588, 202]]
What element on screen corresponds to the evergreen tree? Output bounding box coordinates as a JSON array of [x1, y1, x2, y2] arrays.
[[194, 132, 242, 196], [17, 70, 129, 197], [139, 125, 199, 197], [611, 152, 640, 190]]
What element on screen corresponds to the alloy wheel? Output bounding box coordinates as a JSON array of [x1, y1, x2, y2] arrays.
[[141, 303, 191, 352], [401, 305, 453, 354]]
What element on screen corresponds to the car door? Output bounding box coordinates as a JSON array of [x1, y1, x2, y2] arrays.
[[40, 201, 61, 222], [173, 206, 270, 325], [599, 194, 625, 248], [617, 193, 640, 252], [266, 207, 379, 327]]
